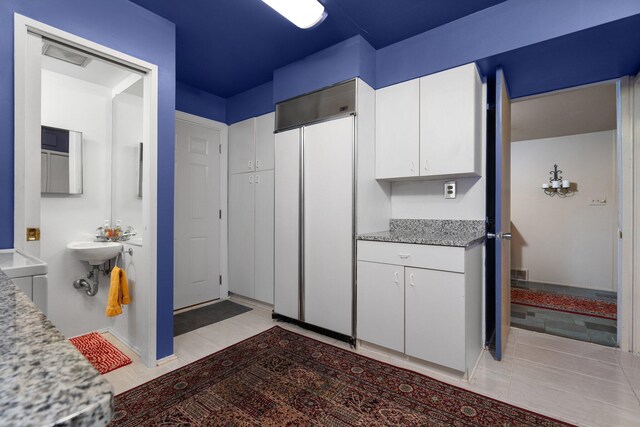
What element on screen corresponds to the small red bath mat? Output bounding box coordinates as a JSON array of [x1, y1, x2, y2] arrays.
[[69, 332, 132, 374]]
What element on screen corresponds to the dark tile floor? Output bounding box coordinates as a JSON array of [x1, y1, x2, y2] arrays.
[[511, 280, 618, 347]]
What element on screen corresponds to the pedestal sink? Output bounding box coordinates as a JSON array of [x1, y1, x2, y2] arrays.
[[67, 241, 122, 266]]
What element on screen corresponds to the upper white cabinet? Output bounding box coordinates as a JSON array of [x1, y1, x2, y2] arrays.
[[375, 79, 420, 179], [375, 63, 482, 180], [229, 112, 275, 174], [420, 63, 482, 178]]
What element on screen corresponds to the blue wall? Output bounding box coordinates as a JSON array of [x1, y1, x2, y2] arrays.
[[273, 35, 376, 103], [376, 0, 640, 89], [226, 81, 275, 125], [0, 0, 176, 359], [176, 81, 226, 123]]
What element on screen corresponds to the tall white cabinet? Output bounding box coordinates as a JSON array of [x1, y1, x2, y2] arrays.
[[375, 63, 482, 180], [228, 112, 275, 304]]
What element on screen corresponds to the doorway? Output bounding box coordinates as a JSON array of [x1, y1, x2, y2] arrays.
[[14, 14, 159, 366], [509, 82, 619, 347], [173, 112, 227, 310]]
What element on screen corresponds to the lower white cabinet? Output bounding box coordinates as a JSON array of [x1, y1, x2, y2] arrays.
[[405, 267, 465, 370], [356, 262, 404, 353], [228, 170, 274, 304], [356, 241, 482, 375]]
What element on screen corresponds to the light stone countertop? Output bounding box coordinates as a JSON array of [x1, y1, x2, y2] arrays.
[[0, 270, 113, 427], [357, 219, 486, 247]]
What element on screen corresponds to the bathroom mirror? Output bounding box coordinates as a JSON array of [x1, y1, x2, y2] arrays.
[[41, 125, 83, 195]]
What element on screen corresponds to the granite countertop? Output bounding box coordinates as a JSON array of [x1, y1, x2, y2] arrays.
[[357, 219, 485, 247], [0, 270, 113, 427]]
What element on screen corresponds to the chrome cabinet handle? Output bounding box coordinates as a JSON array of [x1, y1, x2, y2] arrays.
[[398, 253, 411, 259], [394, 271, 399, 284], [249, 175, 253, 184], [409, 273, 415, 286], [424, 159, 429, 171], [255, 174, 260, 184], [410, 161, 415, 172], [248, 160, 253, 169], [255, 160, 260, 169]]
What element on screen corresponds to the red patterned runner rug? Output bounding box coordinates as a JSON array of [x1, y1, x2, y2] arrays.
[[110, 326, 573, 426], [512, 288, 617, 320], [69, 332, 132, 374]]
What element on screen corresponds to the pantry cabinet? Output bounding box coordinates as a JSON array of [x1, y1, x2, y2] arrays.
[[228, 112, 275, 304], [356, 240, 482, 375], [375, 63, 482, 180], [229, 112, 275, 174]]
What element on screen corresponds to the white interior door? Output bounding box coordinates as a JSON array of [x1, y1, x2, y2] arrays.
[[304, 116, 354, 336], [174, 119, 221, 309]]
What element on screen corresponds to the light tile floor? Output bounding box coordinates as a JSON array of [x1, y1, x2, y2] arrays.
[[103, 297, 640, 427]]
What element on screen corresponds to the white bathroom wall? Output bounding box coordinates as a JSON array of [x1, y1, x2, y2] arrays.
[[111, 89, 143, 232], [110, 86, 146, 353], [40, 69, 114, 337], [511, 130, 617, 291]]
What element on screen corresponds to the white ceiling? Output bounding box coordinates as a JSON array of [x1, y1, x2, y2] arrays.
[[41, 45, 137, 90], [511, 83, 617, 142]]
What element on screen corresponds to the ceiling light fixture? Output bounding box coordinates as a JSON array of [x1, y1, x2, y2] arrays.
[[261, 0, 327, 29]]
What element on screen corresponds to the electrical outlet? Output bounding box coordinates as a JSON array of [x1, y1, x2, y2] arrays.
[[444, 181, 456, 199], [590, 197, 607, 206]]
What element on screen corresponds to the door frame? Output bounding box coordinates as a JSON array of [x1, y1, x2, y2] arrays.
[[491, 77, 636, 353], [14, 13, 160, 366], [174, 111, 229, 301]]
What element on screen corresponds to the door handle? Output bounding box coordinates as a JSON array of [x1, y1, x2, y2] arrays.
[[394, 271, 399, 284], [502, 232, 512, 240], [486, 232, 511, 240], [409, 273, 415, 287]]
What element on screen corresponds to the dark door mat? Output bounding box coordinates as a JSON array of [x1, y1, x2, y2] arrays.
[[174, 300, 252, 337]]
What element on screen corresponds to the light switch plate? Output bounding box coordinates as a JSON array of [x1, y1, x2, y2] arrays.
[[444, 181, 456, 199]]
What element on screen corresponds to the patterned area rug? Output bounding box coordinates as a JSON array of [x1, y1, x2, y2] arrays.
[[110, 327, 572, 426], [512, 288, 617, 320], [69, 332, 132, 374]]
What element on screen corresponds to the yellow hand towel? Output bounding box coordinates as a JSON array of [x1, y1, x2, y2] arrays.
[[119, 267, 131, 305], [106, 266, 131, 317]]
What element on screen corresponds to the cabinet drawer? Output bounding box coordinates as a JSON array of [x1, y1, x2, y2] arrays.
[[357, 241, 465, 273]]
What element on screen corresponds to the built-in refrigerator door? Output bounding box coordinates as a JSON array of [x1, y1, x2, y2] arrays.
[[303, 116, 354, 336], [274, 128, 301, 320]]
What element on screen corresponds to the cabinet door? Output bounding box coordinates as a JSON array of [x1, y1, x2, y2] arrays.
[[229, 118, 255, 174], [376, 79, 420, 179], [255, 112, 275, 171], [228, 173, 255, 298], [254, 170, 274, 304], [13, 276, 33, 300], [405, 267, 465, 371], [357, 261, 404, 352], [420, 63, 482, 177]]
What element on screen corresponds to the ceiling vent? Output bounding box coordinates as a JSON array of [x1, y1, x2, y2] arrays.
[[42, 41, 92, 67]]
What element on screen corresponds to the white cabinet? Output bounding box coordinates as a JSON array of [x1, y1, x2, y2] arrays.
[[229, 112, 275, 174], [357, 261, 404, 352], [375, 79, 420, 179], [405, 267, 465, 371], [375, 63, 482, 180], [254, 170, 274, 304], [356, 241, 482, 375], [228, 171, 275, 304], [228, 173, 255, 299], [228, 112, 275, 304], [420, 63, 482, 177]]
